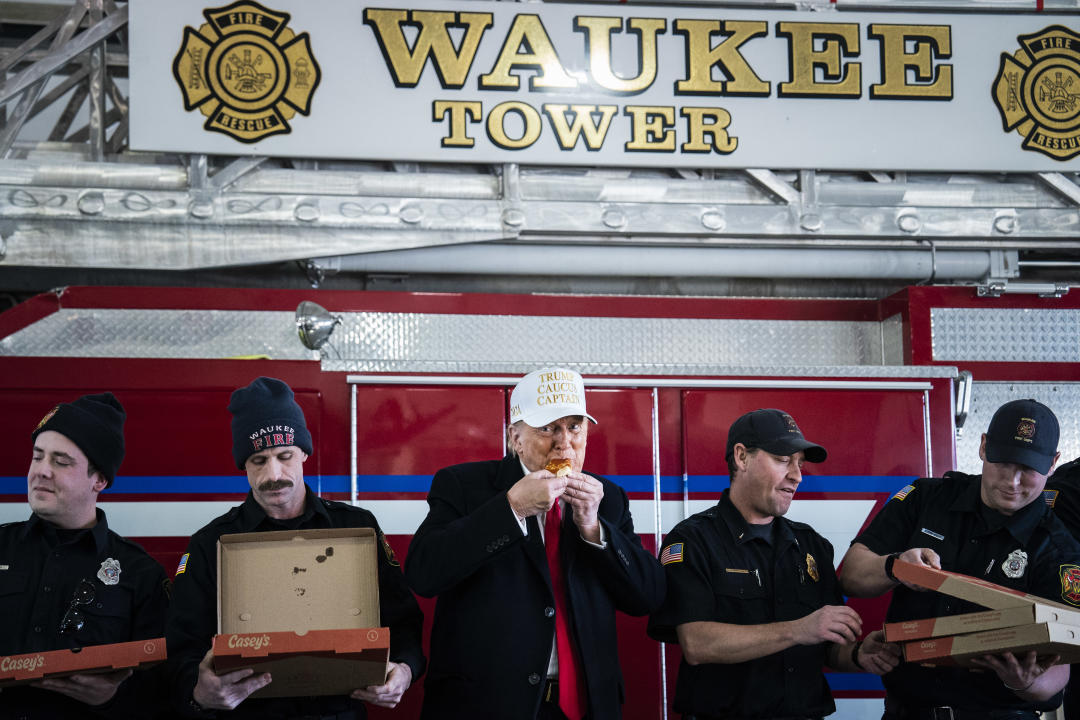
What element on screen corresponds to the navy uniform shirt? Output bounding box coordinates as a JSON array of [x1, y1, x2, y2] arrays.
[[165, 485, 425, 719], [856, 471, 1080, 712], [1047, 457, 1080, 533], [0, 509, 169, 718], [647, 490, 842, 719]]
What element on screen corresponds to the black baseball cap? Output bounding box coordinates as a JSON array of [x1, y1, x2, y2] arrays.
[[984, 399, 1059, 475], [725, 409, 827, 463]]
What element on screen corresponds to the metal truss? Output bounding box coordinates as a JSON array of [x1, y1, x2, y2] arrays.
[[1, 1, 1080, 282]]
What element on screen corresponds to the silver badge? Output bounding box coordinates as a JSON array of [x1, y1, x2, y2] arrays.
[[97, 557, 121, 586], [1002, 549, 1028, 579]]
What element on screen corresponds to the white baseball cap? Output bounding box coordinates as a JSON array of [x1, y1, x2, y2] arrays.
[[509, 368, 598, 428]]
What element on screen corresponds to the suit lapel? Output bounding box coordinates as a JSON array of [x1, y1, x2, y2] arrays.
[[524, 515, 551, 585], [497, 455, 553, 586]]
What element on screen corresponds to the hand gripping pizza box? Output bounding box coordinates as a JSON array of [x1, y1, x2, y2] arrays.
[[211, 528, 389, 698], [884, 560, 1080, 663], [0, 638, 166, 687]]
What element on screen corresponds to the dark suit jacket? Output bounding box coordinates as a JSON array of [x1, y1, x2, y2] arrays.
[[404, 455, 665, 720]]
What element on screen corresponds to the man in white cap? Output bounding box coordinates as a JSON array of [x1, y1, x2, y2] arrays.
[[405, 367, 665, 720]]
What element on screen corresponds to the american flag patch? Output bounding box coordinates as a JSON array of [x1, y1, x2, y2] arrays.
[[1045, 489, 1060, 508], [891, 485, 915, 502], [175, 553, 189, 576], [660, 543, 684, 565]]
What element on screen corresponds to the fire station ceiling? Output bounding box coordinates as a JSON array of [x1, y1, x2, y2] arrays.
[[1, 0, 1080, 305]]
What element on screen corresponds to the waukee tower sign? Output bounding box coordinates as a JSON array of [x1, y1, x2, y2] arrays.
[[129, 0, 1080, 171]]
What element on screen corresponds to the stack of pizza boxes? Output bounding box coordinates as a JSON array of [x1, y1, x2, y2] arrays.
[[884, 559, 1080, 665]]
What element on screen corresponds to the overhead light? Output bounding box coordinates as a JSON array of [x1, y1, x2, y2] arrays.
[[295, 301, 342, 351]]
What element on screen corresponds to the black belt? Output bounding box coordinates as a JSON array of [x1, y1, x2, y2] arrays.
[[883, 699, 1037, 720]]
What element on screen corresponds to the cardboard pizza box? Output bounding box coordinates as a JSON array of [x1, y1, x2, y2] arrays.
[[891, 559, 1077, 612], [903, 622, 1080, 666], [212, 628, 389, 698], [211, 528, 388, 697], [0, 637, 166, 687], [884, 603, 1080, 643]]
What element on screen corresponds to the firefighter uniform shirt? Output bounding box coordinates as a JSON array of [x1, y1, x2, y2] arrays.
[[0, 509, 169, 718], [856, 471, 1080, 713], [647, 489, 841, 719]]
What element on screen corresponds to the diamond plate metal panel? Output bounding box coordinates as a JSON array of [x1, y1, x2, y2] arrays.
[[327, 313, 882, 370], [932, 308, 1080, 362], [0, 309, 315, 360], [0, 307, 957, 377], [882, 314, 905, 366], [956, 382, 1080, 475]]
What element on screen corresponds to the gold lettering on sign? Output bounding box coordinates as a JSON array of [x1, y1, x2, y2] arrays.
[[673, 20, 770, 96], [363, 9, 493, 89], [479, 15, 578, 90], [433, 100, 482, 147], [624, 106, 676, 152], [869, 24, 953, 100], [574, 16, 666, 95], [777, 22, 861, 98], [487, 101, 543, 149], [680, 107, 737, 153], [542, 104, 618, 150]]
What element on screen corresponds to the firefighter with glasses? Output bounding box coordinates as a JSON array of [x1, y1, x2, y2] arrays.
[[0, 392, 169, 718]]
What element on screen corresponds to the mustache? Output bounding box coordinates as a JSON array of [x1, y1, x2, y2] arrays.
[[258, 479, 293, 492]]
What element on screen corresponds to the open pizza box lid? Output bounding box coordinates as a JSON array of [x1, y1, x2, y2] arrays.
[[211, 528, 388, 697]]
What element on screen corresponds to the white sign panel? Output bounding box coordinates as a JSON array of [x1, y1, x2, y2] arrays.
[[129, 0, 1080, 171]]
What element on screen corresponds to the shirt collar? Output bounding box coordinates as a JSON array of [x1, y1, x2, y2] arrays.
[[24, 508, 110, 553], [717, 490, 797, 549], [237, 484, 325, 531], [948, 471, 1046, 545]]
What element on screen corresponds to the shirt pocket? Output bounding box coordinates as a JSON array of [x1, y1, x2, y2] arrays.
[[76, 583, 135, 645], [717, 569, 768, 600], [714, 567, 768, 620], [0, 570, 29, 643]]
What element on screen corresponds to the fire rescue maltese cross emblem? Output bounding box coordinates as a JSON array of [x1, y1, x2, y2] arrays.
[[993, 25, 1080, 161], [172, 0, 320, 143]]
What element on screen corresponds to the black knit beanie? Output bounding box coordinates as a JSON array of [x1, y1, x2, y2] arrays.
[[229, 377, 313, 469], [31, 392, 126, 488]]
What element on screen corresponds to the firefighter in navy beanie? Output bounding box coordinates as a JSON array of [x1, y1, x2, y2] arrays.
[[166, 377, 424, 718], [1, 391, 169, 717]]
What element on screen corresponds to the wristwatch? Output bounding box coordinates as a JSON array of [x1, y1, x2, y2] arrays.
[[884, 552, 902, 582]]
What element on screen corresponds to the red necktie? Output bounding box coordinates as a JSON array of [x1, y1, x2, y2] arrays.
[[544, 501, 587, 720]]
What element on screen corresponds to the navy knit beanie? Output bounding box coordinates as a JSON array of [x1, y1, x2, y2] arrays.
[[229, 377, 313, 469], [31, 392, 126, 488]]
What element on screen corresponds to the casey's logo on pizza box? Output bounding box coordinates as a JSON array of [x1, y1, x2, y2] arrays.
[[227, 633, 273, 651], [0, 655, 45, 673]]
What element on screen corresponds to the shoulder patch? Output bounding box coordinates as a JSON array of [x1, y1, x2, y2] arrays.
[[1060, 564, 1080, 607], [660, 543, 684, 565], [891, 484, 916, 502], [175, 553, 189, 576], [380, 533, 399, 567], [1045, 489, 1060, 508]]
